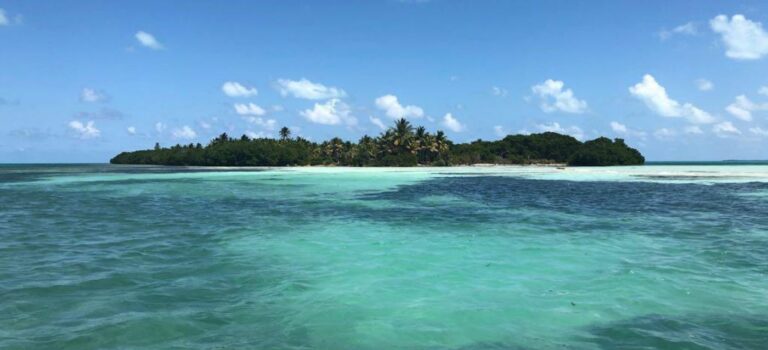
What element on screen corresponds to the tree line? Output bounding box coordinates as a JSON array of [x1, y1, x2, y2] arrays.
[[110, 118, 644, 166]]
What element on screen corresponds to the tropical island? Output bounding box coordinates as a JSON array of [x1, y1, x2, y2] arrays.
[[110, 118, 644, 167]]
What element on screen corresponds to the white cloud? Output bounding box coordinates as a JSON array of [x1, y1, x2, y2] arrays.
[[659, 22, 697, 40], [233, 104, 274, 130], [536, 122, 584, 140], [725, 95, 768, 122], [221, 81, 258, 97], [759, 86, 768, 96], [135, 31, 163, 50], [629, 74, 715, 124], [653, 128, 676, 139], [610, 121, 647, 139], [629, 74, 679, 117], [374, 94, 424, 119], [80, 88, 107, 103], [300, 98, 356, 126], [441, 113, 465, 132], [0, 8, 20, 26], [127, 126, 137, 135], [369, 116, 387, 130], [491, 86, 508, 97], [749, 126, 768, 136], [531, 79, 588, 114], [493, 125, 506, 137], [710, 14, 768, 60], [696, 79, 714, 91], [272, 105, 285, 112], [68, 120, 100, 139], [155, 122, 167, 133], [684, 125, 704, 134], [234, 103, 266, 116], [199, 121, 212, 130], [276, 78, 346, 100], [172, 126, 197, 140], [610, 121, 628, 133], [712, 121, 741, 137], [0, 9, 8, 26], [245, 130, 269, 139], [244, 117, 277, 131], [683, 104, 716, 124]]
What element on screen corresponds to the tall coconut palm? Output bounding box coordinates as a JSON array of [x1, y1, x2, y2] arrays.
[[413, 126, 427, 161], [434, 130, 449, 162], [325, 137, 344, 164], [358, 135, 377, 164], [391, 118, 414, 153], [279, 126, 291, 141]]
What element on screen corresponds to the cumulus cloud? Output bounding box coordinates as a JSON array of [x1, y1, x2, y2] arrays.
[[493, 125, 506, 137], [491, 86, 508, 97], [245, 130, 270, 139], [221, 81, 258, 97], [155, 122, 167, 133], [68, 120, 100, 139], [244, 117, 277, 131], [80, 88, 108, 103], [749, 126, 768, 136], [531, 79, 588, 114], [710, 14, 768, 60], [127, 126, 137, 135], [629, 74, 715, 124], [610, 121, 646, 138], [172, 126, 197, 139], [659, 22, 697, 40], [234, 103, 266, 116], [276, 78, 346, 100], [759, 86, 768, 96], [0, 8, 8, 26], [300, 99, 356, 126], [233, 103, 274, 129], [369, 116, 387, 130], [536, 122, 584, 140], [696, 79, 714, 91], [653, 128, 676, 139], [0, 8, 21, 26], [135, 31, 163, 50], [629, 75, 678, 116], [610, 121, 627, 133], [725, 95, 768, 121], [712, 121, 741, 137], [441, 113, 465, 132], [684, 125, 704, 134], [374, 94, 424, 119]]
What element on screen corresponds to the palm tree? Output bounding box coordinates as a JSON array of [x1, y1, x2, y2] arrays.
[[413, 126, 427, 161], [357, 135, 377, 165], [279, 126, 291, 141], [434, 130, 449, 162], [325, 137, 345, 164], [391, 118, 414, 153]]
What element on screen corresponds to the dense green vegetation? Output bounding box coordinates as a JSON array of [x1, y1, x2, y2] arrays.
[[110, 118, 644, 166]]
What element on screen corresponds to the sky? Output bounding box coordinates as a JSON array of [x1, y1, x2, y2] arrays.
[[2, 0, 768, 162]]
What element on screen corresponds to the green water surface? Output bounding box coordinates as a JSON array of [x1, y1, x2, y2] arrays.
[[1, 165, 767, 349]]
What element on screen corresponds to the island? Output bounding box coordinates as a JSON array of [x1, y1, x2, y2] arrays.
[[110, 118, 644, 167]]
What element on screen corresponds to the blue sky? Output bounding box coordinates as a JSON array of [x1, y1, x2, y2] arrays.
[[2, 0, 768, 162]]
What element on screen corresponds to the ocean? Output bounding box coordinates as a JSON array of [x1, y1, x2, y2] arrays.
[[1, 164, 767, 349]]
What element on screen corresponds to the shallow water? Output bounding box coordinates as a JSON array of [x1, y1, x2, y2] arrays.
[[1, 164, 767, 349]]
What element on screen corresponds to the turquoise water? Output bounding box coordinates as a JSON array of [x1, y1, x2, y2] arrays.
[[1, 164, 767, 349]]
